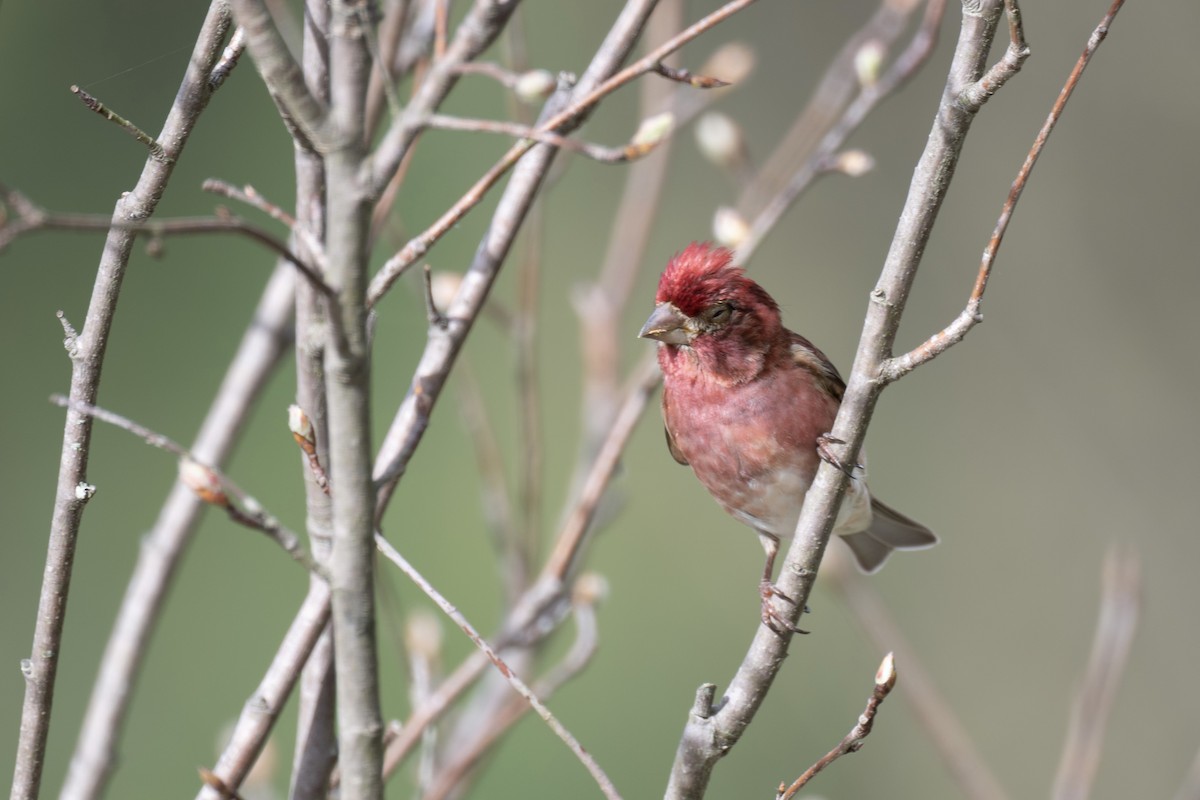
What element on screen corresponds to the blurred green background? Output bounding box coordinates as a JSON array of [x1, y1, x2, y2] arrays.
[[3, 1, 1199, 798]]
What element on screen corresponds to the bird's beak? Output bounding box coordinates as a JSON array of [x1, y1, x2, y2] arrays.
[[639, 302, 690, 345]]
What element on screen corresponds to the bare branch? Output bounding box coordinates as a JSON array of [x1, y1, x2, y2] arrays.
[[958, 0, 1030, 112], [420, 584, 604, 800], [197, 582, 333, 800], [825, 553, 1009, 800], [651, 61, 730, 88], [0, 187, 332, 298], [423, 112, 673, 163], [738, 0, 928, 217], [229, 0, 329, 148], [60, 265, 297, 800], [202, 178, 327, 270], [881, 0, 1126, 383], [373, 535, 622, 800], [70, 85, 169, 162], [48, 395, 326, 578], [666, 4, 1013, 795], [1051, 545, 1141, 800], [736, 0, 946, 260], [209, 26, 247, 89], [369, 0, 522, 196], [777, 653, 897, 799], [542, 354, 662, 581], [15, 6, 237, 797], [366, 0, 764, 307]]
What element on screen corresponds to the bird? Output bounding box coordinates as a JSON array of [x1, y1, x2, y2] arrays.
[[639, 242, 936, 632]]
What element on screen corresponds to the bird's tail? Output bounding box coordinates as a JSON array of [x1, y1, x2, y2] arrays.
[[841, 497, 938, 574]]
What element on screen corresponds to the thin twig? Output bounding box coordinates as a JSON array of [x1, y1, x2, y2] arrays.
[[377, 352, 662, 781], [229, 0, 329, 148], [288, 9, 336, 792], [60, 265, 297, 800], [881, 0, 1125, 383], [203, 178, 327, 270], [48, 395, 326, 578], [209, 26, 248, 89], [196, 582, 332, 800], [16, 7, 238, 798], [454, 360, 524, 596], [0, 190, 332, 298], [777, 652, 897, 799], [423, 112, 671, 163], [737, 0, 925, 217], [420, 589, 603, 800], [373, 535, 622, 800], [737, 0, 946, 260], [824, 553, 1009, 800], [366, 0, 763, 307], [1051, 545, 1141, 800], [369, 0, 522, 196], [543, 353, 662, 581], [666, 4, 1016, 795], [651, 61, 729, 88], [70, 85, 170, 162]]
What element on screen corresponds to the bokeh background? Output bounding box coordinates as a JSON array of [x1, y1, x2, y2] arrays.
[[2, 1, 1199, 798]]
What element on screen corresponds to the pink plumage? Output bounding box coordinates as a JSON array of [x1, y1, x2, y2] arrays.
[[640, 243, 936, 631]]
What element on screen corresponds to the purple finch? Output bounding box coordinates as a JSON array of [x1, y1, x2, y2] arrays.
[[640, 243, 936, 630]]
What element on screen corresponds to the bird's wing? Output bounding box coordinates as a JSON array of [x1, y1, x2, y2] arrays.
[[789, 332, 846, 402], [660, 386, 690, 465], [664, 426, 689, 466]]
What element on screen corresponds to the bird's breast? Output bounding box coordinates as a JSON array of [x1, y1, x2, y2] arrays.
[[662, 365, 838, 538]]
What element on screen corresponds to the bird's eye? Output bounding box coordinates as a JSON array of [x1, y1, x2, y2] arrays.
[[707, 302, 733, 322]]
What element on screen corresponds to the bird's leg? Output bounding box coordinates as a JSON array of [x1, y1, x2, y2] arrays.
[[757, 533, 808, 635], [816, 433, 861, 478]]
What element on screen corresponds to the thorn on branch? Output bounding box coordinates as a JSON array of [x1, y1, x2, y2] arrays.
[[652, 62, 731, 89], [70, 85, 171, 163]]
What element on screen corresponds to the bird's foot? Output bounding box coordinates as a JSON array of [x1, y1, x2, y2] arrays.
[[816, 433, 862, 478], [760, 579, 809, 635]]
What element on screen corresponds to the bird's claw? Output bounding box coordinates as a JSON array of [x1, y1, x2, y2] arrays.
[[760, 580, 809, 635], [816, 433, 861, 478]]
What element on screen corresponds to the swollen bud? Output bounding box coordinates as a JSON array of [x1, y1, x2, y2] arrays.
[[832, 149, 875, 177], [429, 271, 463, 314], [572, 572, 610, 606], [514, 69, 556, 104], [875, 651, 897, 690], [700, 42, 756, 87], [405, 609, 443, 662], [630, 112, 675, 157], [179, 458, 228, 507], [855, 40, 886, 88], [288, 404, 315, 449], [695, 112, 746, 170], [712, 206, 750, 248]]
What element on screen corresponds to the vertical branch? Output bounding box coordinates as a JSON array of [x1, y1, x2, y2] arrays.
[[290, 1, 337, 797], [60, 266, 297, 800], [323, 2, 384, 799], [14, 5, 236, 799], [665, 3, 1011, 797], [1051, 545, 1141, 800], [576, 0, 682, 459]]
